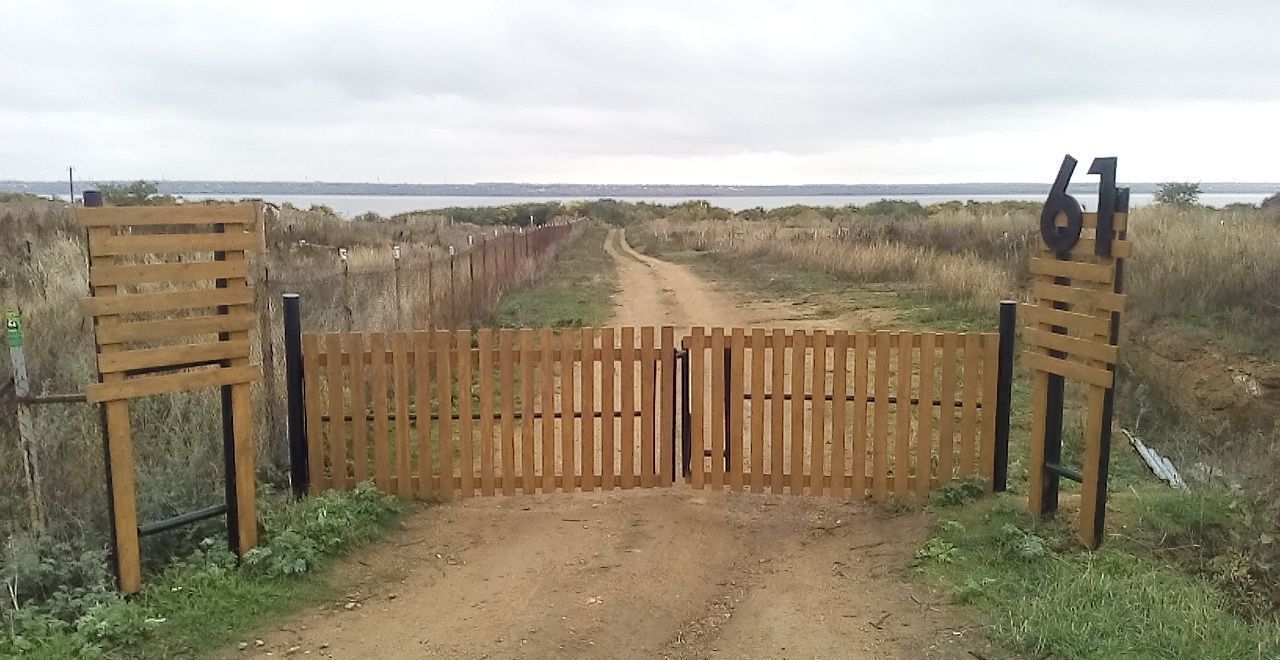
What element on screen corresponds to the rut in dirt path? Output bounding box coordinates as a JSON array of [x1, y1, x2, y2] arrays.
[[604, 228, 746, 330]]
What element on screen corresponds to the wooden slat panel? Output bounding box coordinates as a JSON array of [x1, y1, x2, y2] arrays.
[[789, 330, 807, 496], [539, 329, 556, 493], [412, 332, 435, 499], [601, 328, 616, 490], [937, 334, 958, 482], [727, 328, 745, 491], [478, 329, 496, 496], [392, 334, 412, 500], [85, 364, 260, 403], [436, 330, 456, 500], [1021, 303, 1112, 338], [90, 260, 248, 287], [620, 327, 637, 489], [852, 332, 870, 498], [97, 338, 250, 375], [1022, 351, 1114, 388], [689, 327, 706, 490], [457, 330, 475, 498], [90, 231, 261, 256], [499, 330, 516, 496], [959, 334, 981, 478], [1023, 327, 1118, 365], [519, 329, 536, 495], [871, 332, 891, 501], [1030, 281, 1126, 313], [560, 329, 576, 492], [326, 334, 348, 490], [1028, 257, 1114, 284], [829, 331, 848, 499], [348, 333, 369, 484], [916, 334, 936, 498], [660, 326, 676, 487], [809, 330, 827, 497], [369, 333, 390, 493], [980, 334, 999, 484], [78, 203, 254, 227], [709, 328, 726, 491], [302, 334, 328, 493], [640, 327, 656, 487], [579, 328, 596, 492], [97, 311, 254, 344], [894, 333, 913, 499], [83, 286, 252, 317], [769, 329, 786, 493], [749, 328, 767, 493]]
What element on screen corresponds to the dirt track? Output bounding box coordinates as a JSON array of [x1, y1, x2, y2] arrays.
[[229, 230, 997, 659]]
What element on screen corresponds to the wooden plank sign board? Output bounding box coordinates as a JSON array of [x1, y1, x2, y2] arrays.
[[79, 203, 263, 593], [1024, 155, 1130, 549]]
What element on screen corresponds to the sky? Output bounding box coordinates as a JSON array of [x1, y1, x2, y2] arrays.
[[2, 0, 1278, 184]]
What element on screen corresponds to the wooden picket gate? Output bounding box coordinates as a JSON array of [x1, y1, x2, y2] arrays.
[[294, 322, 1013, 502]]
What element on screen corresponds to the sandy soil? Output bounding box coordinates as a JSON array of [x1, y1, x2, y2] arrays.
[[225, 230, 1003, 660]]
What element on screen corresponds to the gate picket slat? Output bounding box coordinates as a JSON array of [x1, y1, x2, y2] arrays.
[[660, 326, 676, 487], [894, 333, 913, 499], [640, 327, 656, 488], [540, 328, 556, 493], [853, 332, 870, 498], [810, 330, 827, 497], [960, 333, 981, 477], [728, 328, 745, 491], [689, 328, 706, 490], [601, 328, 616, 490], [436, 330, 455, 499], [581, 328, 597, 491], [789, 330, 806, 496], [302, 334, 329, 493], [500, 329, 516, 496], [709, 328, 726, 491], [347, 333, 369, 485], [938, 333, 958, 482], [560, 328, 576, 492], [830, 331, 848, 498], [769, 328, 786, 494], [457, 330, 475, 498], [916, 334, 937, 497], [478, 329, 496, 496], [413, 331, 434, 499], [369, 333, 390, 494], [520, 329, 536, 495], [980, 334, 999, 483], [392, 333, 412, 500], [325, 333, 347, 490], [749, 329, 766, 493], [620, 327, 636, 489], [872, 331, 891, 501]]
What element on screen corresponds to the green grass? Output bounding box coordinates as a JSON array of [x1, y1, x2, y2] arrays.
[[493, 224, 617, 328]]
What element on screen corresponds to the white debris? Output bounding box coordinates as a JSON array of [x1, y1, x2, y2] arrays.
[[1123, 429, 1187, 490]]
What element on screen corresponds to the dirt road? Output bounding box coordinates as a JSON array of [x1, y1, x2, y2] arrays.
[[231, 230, 997, 660]]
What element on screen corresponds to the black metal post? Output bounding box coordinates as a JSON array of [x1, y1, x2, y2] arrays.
[[993, 300, 1017, 492], [283, 293, 309, 499], [1090, 186, 1129, 546], [722, 346, 732, 471], [680, 348, 692, 477]]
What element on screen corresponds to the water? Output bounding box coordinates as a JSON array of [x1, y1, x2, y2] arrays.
[[105, 192, 1276, 219]]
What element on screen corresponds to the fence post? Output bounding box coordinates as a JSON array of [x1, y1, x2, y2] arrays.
[[993, 300, 1016, 492], [283, 293, 309, 499], [393, 245, 403, 330], [6, 310, 45, 534]]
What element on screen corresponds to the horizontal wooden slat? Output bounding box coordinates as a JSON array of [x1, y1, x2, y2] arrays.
[[1022, 351, 1113, 388], [89, 231, 261, 256], [90, 260, 248, 286], [97, 339, 251, 375], [1041, 237, 1131, 259], [386, 472, 943, 497], [313, 345, 667, 366], [83, 286, 252, 317], [1030, 281, 1126, 313], [77, 204, 255, 227], [1028, 257, 1114, 285], [86, 364, 261, 403], [681, 331, 998, 351], [1023, 328, 1117, 365], [1081, 211, 1128, 232], [1020, 303, 1112, 338], [96, 311, 256, 344]]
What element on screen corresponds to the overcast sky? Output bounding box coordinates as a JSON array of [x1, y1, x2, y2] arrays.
[[2, 1, 1277, 184]]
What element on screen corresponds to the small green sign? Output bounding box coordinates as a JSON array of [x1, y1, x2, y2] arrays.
[[5, 311, 21, 348]]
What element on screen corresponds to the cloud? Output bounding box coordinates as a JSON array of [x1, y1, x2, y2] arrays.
[[1, 0, 1277, 181]]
